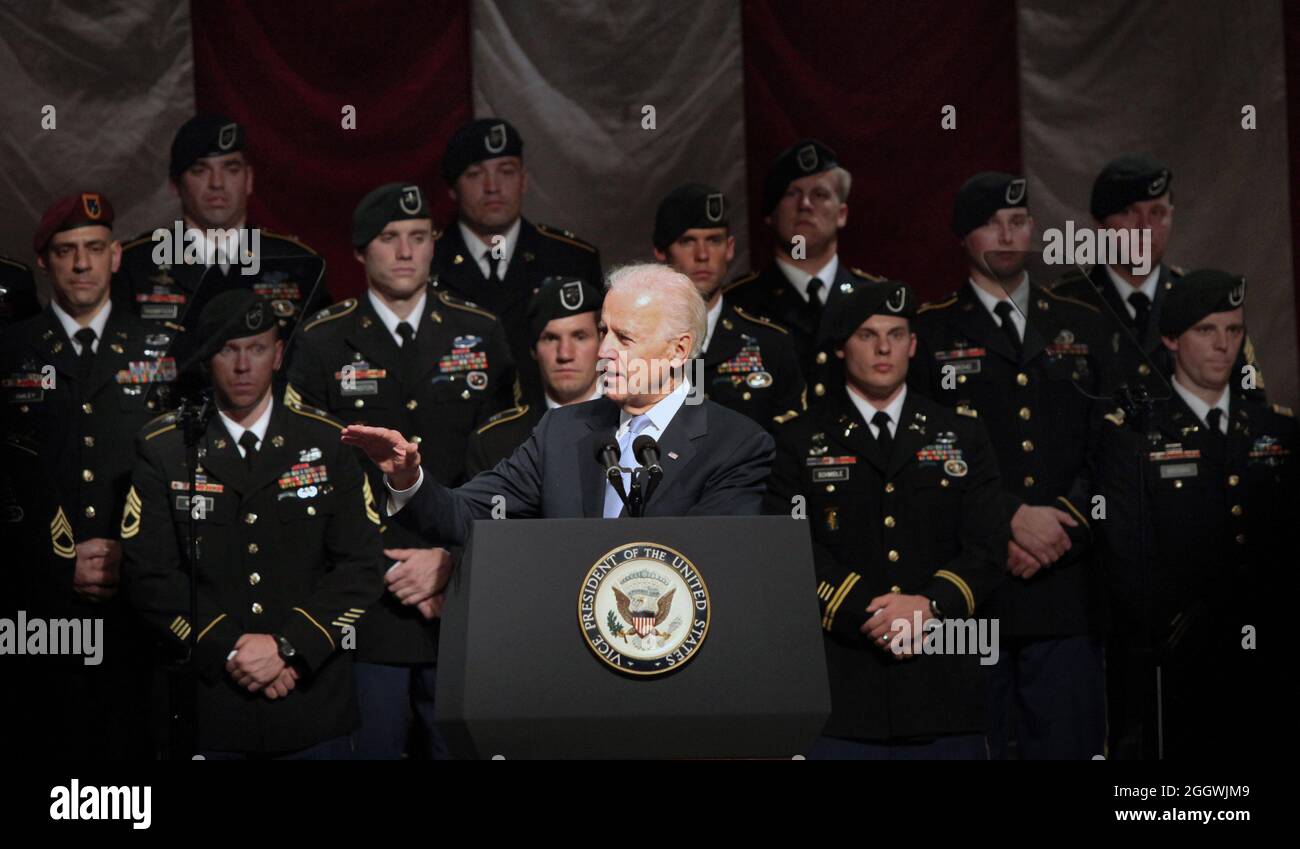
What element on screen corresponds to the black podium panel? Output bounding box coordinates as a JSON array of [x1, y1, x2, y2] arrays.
[[436, 516, 830, 759]]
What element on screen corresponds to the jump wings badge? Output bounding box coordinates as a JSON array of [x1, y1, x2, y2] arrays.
[[578, 542, 711, 676]]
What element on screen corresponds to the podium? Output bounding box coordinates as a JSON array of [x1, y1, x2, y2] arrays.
[[435, 516, 830, 759]]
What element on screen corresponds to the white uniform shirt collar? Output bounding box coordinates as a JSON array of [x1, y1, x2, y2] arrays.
[[546, 383, 602, 410], [1105, 263, 1162, 319], [968, 274, 1030, 336], [459, 218, 522, 279], [219, 398, 274, 456], [846, 383, 907, 438], [367, 288, 428, 347], [1172, 374, 1230, 432], [51, 298, 112, 355], [776, 254, 839, 304]]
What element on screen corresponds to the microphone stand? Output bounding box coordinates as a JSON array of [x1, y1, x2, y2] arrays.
[[172, 388, 214, 759]]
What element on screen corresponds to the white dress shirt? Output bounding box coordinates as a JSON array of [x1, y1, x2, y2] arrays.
[[218, 399, 274, 457], [1105, 264, 1162, 320], [367, 288, 428, 347], [459, 218, 521, 280], [968, 274, 1029, 339], [51, 298, 111, 355], [846, 383, 907, 439], [1172, 374, 1230, 433], [775, 254, 839, 305]]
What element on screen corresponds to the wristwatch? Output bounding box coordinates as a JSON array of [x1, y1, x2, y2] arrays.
[[928, 598, 945, 620], [275, 634, 297, 662]]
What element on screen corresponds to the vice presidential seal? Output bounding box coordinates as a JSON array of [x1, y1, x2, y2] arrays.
[[578, 542, 711, 676]]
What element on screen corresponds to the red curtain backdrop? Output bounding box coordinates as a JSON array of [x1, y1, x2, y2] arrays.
[[742, 0, 1022, 302], [190, 0, 472, 300], [1286, 0, 1300, 379]]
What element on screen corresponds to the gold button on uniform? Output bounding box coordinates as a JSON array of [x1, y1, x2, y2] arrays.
[[1236, 533, 1246, 544], [247, 543, 259, 554], [307, 506, 317, 516], [1018, 407, 1031, 420], [84, 506, 96, 519], [244, 513, 257, 524], [406, 399, 418, 410], [1138, 364, 1151, 376], [1016, 372, 1029, 386], [1228, 475, 1240, 486], [888, 550, 900, 562], [82, 402, 93, 414], [82, 469, 94, 482], [1230, 505, 1243, 517], [249, 573, 261, 586], [957, 374, 967, 384], [890, 585, 901, 593], [1022, 440, 1034, 452], [412, 435, 423, 444], [83, 436, 95, 447], [884, 482, 895, 493], [814, 383, 825, 397], [816, 352, 828, 364], [461, 390, 471, 400], [1023, 475, 1035, 487], [354, 399, 364, 408], [825, 484, 836, 493], [884, 515, 896, 528], [742, 391, 752, 401], [251, 603, 263, 615], [1174, 480, 1183, 489]]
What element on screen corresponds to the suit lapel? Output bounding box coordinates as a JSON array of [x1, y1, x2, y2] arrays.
[[81, 311, 134, 398], [245, 402, 296, 496], [886, 393, 931, 480], [644, 399, 706, 513], [199, 415, 246, 496], [578, 399, 621, 518]]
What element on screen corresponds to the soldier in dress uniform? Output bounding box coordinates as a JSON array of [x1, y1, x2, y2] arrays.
[[651, 183, 804, 430], [466, 275, 603, 477], [1097, 270, 1292, 760], [724, 138, 886, 398], [0, 192, 178, 758], [113, 115, 328, 357], [122, 291, 386, 758], [0, 254, 40, 330], [911, 172, 1109, 759], [286, 183, 512, 758], [1050, 154, 1263, 398], [765, 278, 1006, 759], [431, 118, 602, 399]]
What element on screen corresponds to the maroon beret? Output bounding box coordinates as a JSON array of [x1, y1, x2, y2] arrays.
[[33, 192, 115, 255]]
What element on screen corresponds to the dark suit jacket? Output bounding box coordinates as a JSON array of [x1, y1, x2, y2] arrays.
[[397, 395, 775, 545]]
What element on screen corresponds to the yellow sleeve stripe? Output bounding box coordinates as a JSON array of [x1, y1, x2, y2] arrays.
[[1056, 496, 1090, 530], [476, 404, 530, 435], [288, 405, 344, 431], [283, 384, 303, 406], [196, 614, 227, 643], [145, 423, 177, 441], [917, 295, 957, 314], [934, 570, 975, 616], [437, 290, 497, 321], [293, 607, 336, 649], [822, 573, 860, 631], [302, 299, 357, 332]]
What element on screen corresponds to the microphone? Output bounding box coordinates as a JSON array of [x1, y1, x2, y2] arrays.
[[632, 435, 664, 510], [594, 438, 628, 513]]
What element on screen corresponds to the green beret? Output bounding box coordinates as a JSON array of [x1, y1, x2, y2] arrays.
[[1091, 154, 1171, 220], [824, 279, 916, 346], [527, 276, 603, 345], [762, 138, 838, 215], [653, 183, 728, 250], [952, 171, 1028, 237], [352, 183, 430, 248], [441, 118, 524, 183], [182, 290, 279, 376], [170, 115, 245, 178], [1159, 269, 1246, 338]]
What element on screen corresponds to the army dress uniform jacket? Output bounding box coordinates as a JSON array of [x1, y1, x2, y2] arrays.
[[700, 299, 805, 430], [1051, 264, 1264, 399], [286, 286, 516, 664], [764, 389, 1006, 742], [466, 401, 544, 478], [1, 304, 177, 546], [0, 255, 40, 330], [1097, 393, 1295, 646], [121, 400, 386, 753], [113, 228, 329, 348], [432, 218, 601, 396], [725, 262, 885, 399], [911, 283, 1107, 636]]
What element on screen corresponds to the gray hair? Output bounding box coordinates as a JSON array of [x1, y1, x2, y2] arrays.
[[606, 262, 707, 358], [828, 166, 852, 203]]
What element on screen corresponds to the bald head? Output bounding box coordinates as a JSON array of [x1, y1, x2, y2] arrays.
[[598, 263, 707, 412]]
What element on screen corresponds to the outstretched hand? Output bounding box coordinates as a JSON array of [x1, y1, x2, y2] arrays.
[[340, 425, 422, 490]]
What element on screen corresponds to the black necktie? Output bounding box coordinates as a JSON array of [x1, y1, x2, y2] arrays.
[[993, 301, 1022, 357], [1128, 292, 1151, 338], [483, 250, 502, 284], [238, 431, 260, 468], [804, 277, 824, 326], [74, 327, 97, 376], [871, 410, 893, 460], [1206, 408, 1225, 437]]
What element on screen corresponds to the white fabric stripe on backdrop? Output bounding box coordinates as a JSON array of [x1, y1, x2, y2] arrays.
[[469, 0, 749, 272], [0, 0, 195, 294], [1018, 0, 1297, 406]]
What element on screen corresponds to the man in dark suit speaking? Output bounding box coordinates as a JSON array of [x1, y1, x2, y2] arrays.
[[341, 263, 776, 547]]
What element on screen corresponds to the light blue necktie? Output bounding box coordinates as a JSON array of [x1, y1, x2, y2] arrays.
[[603, 414, 652, 518]]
